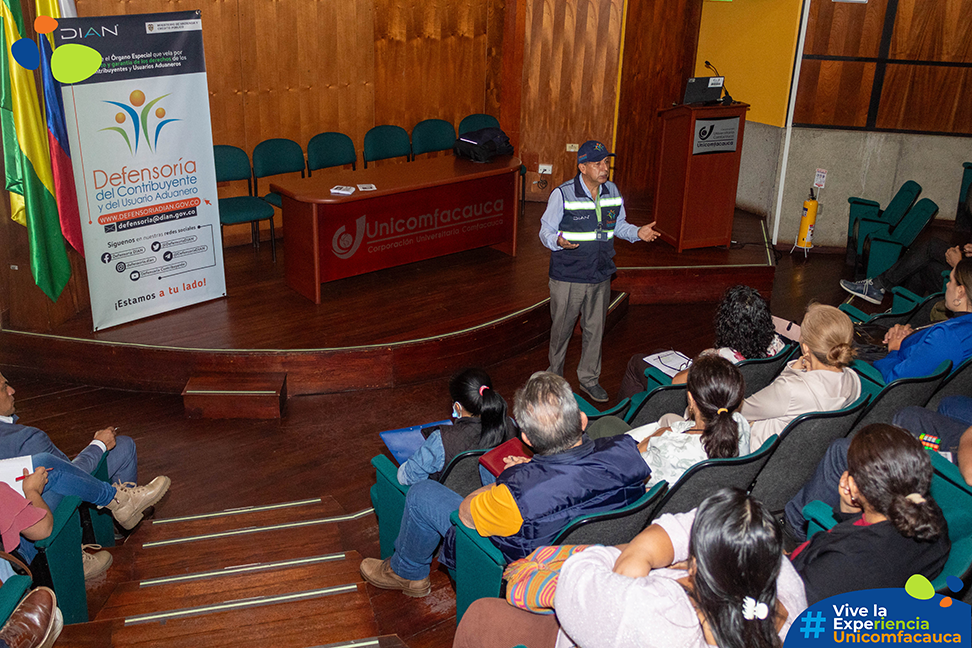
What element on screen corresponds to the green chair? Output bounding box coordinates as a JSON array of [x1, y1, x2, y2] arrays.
[[80, 452, 115, 548], [925, 355, 972, 412], [848, 359, 951, 436], [252, 138, 306, 208], [647, 435, 779, 520], [839, 285, 942, 327], [449, 482, 668, 623], [0, 574, 31, 626], [803, 450, 972, 603], [458, 113, 500, 135], [862, 198, 940, 278], [363, 125, 411, 168], [307, 131, 356, 174], [643, 343, 798, 398], [371, 449, 488, 559], [749, 394, 870, 512], [846, 180, 921, 267], [31, 496, 87, 623], [411, 119, 456, 157], [213, 145, 277, 261]]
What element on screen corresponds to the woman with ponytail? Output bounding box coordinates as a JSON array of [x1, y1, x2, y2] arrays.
[[742, 304, 861, 448], [453, 488, 807, 648], [397, 368, 516, 485], [789, 424, 949, 604], [625, 355, 749, 487]]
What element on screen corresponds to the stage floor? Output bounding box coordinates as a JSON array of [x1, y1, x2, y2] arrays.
[[41, 204, 775, 350]]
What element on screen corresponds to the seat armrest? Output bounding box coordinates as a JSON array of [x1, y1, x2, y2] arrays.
[[33, 496, 82, 551], [371, 454, 406, 494], [450, 510, 504, 563], [573, 394, 631, 421], [851, 360, 886, 389], [864, 236, 906, 278], [803, 500, 839, 539], [890, 286, 922, 313], [643, 366, 674, 389], [838, 303, 869, 323], [0, 575, 31, 624], [451, 510, 506, 622], [855, 218, 893, 255], [848, 197, 880, 208]]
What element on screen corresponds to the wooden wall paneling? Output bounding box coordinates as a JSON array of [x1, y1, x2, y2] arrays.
[[891, 0, 972, 63], [373, 0, 488, 134], [519, 0, 624, 201], [612, 0, 702, 212], [793, 60, 876, 128], [876, 65, 972, 134], [803, 0, 886, 58], [492, 0, 524, 151]]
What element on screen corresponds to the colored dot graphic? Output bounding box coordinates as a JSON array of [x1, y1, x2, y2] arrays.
[[906, 573, 965, 608], [9, 15, 102, 84]]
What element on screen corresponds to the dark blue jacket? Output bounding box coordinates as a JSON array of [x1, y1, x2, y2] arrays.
[[491, 434, 650, 562], [549, 175, 624, 284]]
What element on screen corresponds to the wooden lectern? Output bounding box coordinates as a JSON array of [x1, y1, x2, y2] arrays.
[[653, 102, 749, 252]]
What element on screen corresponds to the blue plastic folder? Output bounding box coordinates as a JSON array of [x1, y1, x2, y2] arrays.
[[380, 419, 453, 465]]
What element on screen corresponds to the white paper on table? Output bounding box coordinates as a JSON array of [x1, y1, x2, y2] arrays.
[[645, 350, 692, 378]]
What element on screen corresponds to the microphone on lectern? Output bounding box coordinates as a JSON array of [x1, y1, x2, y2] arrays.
[[704, 60, 734, 106]]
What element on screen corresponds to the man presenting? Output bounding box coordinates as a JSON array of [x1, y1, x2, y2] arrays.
[[540, 140, 659, 403]]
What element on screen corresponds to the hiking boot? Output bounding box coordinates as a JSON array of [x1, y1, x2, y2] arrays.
[[579, 382, 609, 403], [839, 278, 885, 304], [82, 545, 112, 580], [359, 557, 431, 597], [106, 476, 171, 530]]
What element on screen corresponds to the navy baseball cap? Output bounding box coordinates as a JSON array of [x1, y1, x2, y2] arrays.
[[577, 140, 615, 163]]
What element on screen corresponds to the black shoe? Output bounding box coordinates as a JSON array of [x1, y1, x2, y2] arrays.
[[580, 383, 609, 403]]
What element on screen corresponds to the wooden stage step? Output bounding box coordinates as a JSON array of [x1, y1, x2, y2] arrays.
[[132, 497, 371, 580], [182, 372, 288, 419], [96, 550, 363, 620], [57, 586, 380, 647]]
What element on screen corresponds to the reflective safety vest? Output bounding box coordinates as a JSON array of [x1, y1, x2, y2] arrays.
[[550, 174, 624, 284]]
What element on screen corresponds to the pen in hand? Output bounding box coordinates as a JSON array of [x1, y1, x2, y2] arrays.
[[15, 468, 52, 481]]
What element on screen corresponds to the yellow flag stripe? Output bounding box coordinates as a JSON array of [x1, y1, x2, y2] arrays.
[[1, 3, 56, 196]]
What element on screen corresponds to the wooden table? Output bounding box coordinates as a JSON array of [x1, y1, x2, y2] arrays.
[[271, 155, 521, 303]]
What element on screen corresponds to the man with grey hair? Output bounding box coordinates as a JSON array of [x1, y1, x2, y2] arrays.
[[360, 371, 650, 597]]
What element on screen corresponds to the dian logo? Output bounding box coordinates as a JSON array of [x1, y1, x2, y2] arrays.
[[332, 215, 366, 259]]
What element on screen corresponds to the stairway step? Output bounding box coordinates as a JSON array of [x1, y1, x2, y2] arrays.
[[97, 551, 363, 620], [103, 586, 377, 647], [139, 496, 341, 543], [133, 510, 362, 579], [182, 372, 287, 419]]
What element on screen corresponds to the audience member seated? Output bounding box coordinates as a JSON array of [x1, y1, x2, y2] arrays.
[[9, 455, 168, 578], [0, 372, 170, 576], [618, 285, 784, 400], [872, 258, 972, 383], [0, 371, 151, 499], [359, 371, 650, 598], [741, 304, 860, 448], [397, 368, 516, 486], [840, 239, 972, 305], [592, 355, 750, 487], [894, 396, 972, 485], [452, 488, 807, 648], [784, 424, 949, 604]]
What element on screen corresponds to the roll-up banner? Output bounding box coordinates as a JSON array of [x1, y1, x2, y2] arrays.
[[54, 11, 225, 331]]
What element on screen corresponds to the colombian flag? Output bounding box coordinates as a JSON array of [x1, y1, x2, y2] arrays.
[[0, 0, 70, 301], [38, 0, 82, 254]]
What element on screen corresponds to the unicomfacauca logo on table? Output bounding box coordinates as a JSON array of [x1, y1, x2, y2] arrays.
[[331, 199, 506, 259]]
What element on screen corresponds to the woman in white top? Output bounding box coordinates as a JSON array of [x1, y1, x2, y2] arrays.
[[741, 304, 861, 448], [452, 488, 807, 648], [627, 355, 751, 487]]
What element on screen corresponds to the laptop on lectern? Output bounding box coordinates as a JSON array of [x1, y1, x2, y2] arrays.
[[683, 76, 725, 105]]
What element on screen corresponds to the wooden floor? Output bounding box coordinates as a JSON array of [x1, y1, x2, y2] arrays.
[[0, 242, 860, 647]]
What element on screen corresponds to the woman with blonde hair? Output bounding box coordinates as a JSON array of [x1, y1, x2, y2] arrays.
[[741, 304, 860, 448]]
